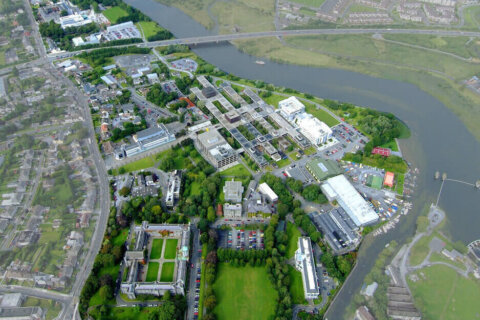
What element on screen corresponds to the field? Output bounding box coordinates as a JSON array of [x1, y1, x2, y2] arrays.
[[213, 263, 278, 320], [146, 262, 160, 282], [288, 266, 307, 305], [103, 6, 129, 24], [150, 239, 164, 260], [114, 156, 156, 174], [160, 262, 175, 282], [92, 307, 155, 320], [164, 239, 178, 259], [348, 3, 377, 12], [136, 21, 164, 39], [286, 222, 301, 258], [408, 265, 480, 320]]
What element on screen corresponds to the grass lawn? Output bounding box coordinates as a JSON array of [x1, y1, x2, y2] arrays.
[[348, 3, 377, 12], [136, 21, 164, 39], [146, 262, 160, 282], [150, 239, 164, 260], [160, 262, 175, 282], [276, 157, 291, 168], [112, 228, 129, 246], [213, 263, 278, 320], [190, 181, 202, 196], [286, 222, 301, 259], [38, 231, 61, 244], [220, 163, 251, 178], [261, 92, 287, 107], [288, 266, 307, 305], [99, 265, 120, 279], [409, 234, 433, 266], [379, 139, 399, 151], [395, 173, 405, 195], [304, 103, 340, 127], [115, 156, 156, 174], [89, 290, 116, 307], [93, 307, 155, 320], [164, 239, 178, 259], [103, 6, 128, 24], [408, 265, 480, 320]]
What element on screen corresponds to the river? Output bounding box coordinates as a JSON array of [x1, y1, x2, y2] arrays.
[[124, 0, 480, 317]]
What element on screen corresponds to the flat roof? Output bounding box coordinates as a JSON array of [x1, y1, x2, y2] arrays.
[[322, 175, 378, 226], [298, 237, 319, 294], [306, 158, 343, 181]]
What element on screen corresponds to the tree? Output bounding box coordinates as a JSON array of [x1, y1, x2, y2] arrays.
[[98, 285, 112, 302], [119, 186, 131, 197], [204, 295, 216, 310], [207, 206, 216, 222]]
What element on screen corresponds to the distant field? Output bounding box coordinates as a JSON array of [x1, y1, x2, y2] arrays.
[[213, 264, 278, 320], [164, 239, 178, 259], [150, 239, 164, 260], [348, 3, 377, 12], [146, 262, 160, 282], [409, 265, 480, 320], [103, 6, 129, 24], [160, 262, 175, 282]]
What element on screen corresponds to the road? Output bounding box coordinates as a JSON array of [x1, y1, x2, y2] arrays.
[[186, 220, 200, 320], [46, 28, 480, 61]]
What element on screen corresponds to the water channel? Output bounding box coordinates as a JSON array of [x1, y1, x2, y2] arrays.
[[124, 0, 480, 317]]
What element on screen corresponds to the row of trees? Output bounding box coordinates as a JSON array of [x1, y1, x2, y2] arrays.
[[216, 248, 268, 265]]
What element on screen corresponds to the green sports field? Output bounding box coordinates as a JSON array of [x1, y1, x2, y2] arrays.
[[160, 262, 175, 282], [146, 262, 159, 282], [164, 239, 178, 259], [213, 264, 278, 320], [408, 265, 480, 320], [150, 239, 164, 260]]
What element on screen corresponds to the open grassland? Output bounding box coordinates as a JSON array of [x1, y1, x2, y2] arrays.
[[146, 262, 160, 282], [213, 264, 278, 320], [160, 262, 175, 282], [210, 0, 275, 34], [383, 34, 480, 60], [233, 36, 480, 143], [164, 239, 178, 259], [463, 5, 480, 30], [408, 265, 480, 320], [150, 239, 164, 260], [288, 266, 307, 305], [103, 6, 129, 23], [289, 0, 325, 7], [304, 102, 339, 127], [286, 222, 301, 258], [348, 3, 377, 12]]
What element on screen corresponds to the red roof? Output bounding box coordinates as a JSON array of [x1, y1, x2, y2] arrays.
[[100, 123, 108, 133], [372, 147, 391, 157], [384, 172, 395, 187], [179, 97, 195, 108]]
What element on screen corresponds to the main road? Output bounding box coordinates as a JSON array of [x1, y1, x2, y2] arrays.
[[47, 28, 480, 61]]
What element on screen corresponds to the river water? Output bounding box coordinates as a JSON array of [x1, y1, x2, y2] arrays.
[[125, 0, 480, 317]]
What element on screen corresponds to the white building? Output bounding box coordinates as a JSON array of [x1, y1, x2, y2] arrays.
[[258, 183, 278, 203], [294, 113, 332, 145], [295, 237, 320, 300], [59, 13, 92, 29], [321, 175, 379, 226], [278, 96, 305, 122]]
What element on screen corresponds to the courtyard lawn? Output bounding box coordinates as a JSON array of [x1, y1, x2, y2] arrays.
[[220, 163, 251, 178], [213, 264, 278, 320], [103, 6, 128, 24], [288, 266, 307, 305], [150, 239, 164, 260], [286, 222, 301, 259], [190, 181, 202, 196], [160, 262, 175, 282], [146, 262, 160, 282], [164, 239, 178, 259], [408, 265, 480, 320], [276, 157, 291, 168]]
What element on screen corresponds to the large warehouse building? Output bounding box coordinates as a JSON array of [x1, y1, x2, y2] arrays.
[[306, 158, 343, 182], [321, 175, 379, 226]]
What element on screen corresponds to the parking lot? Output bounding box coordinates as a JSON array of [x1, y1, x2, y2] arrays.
[[323, 123, 366, 160], [217, 228, 265, 250]]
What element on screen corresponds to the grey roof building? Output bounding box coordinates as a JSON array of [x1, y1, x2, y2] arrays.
[[295, 237, 320, 300], [197, 129, 238, 169], [223, 179, 244, 203]]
